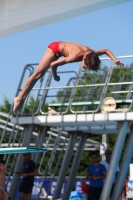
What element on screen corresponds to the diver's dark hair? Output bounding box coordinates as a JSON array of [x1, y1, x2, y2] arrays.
[[84, 52, 101, 71]]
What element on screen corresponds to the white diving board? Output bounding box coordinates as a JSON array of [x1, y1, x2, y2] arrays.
[[0, 147, 47, 154]]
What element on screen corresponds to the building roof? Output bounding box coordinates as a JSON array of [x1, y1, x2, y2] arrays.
[[0, 0, 132, 38]]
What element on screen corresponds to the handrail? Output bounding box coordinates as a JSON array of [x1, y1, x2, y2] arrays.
[[48, 99, 133, 107], [4, 54, 133, 117], [31, 81, 133, 90]]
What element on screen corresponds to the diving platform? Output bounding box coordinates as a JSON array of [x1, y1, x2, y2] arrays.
[[2, 55, 133, 200], [0, 147, 47, 154], [11, 112, 132, 134]]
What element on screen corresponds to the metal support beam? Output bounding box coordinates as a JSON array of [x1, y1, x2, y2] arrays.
[[100, 121, 129, 200], [102, 134, 107, 161], [53, 132, 78, 200], [32, 126, 48, 163], [62, 133, 88, 200], [111, 124, 133, 200], [9, 125, 34, 200]]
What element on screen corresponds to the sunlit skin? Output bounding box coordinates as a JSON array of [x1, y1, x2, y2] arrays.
[[13, 42, 124, 114]]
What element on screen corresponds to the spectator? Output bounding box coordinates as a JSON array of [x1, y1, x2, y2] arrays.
[[86, 151, 106, 200], [81, 181, 89, 200], [16, 153, 38, 200], [100, 149, 119, 200], [120, 178, 128, 200], [0, 160, 8, 200]]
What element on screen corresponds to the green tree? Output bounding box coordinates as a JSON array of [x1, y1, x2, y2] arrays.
[[0, 96, 11, 113]]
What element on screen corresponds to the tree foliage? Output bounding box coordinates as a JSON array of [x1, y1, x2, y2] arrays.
[[0, 96, 12, 113]]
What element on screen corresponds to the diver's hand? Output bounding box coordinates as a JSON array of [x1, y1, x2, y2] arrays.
[[54, 75, 60, 82], [115, 60, 124, 66]]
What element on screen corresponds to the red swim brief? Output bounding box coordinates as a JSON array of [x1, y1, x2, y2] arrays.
[[48, 41, 61, 58]]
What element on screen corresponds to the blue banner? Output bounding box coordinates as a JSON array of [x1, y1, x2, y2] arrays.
[[6, 177, 90, 199]]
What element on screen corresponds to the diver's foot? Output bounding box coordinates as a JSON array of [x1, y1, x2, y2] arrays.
[[13, 97, 25, 114]]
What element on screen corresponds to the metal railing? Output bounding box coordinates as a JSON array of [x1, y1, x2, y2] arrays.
[[6, 55, 132, 117], [34, 55, 133, 115]]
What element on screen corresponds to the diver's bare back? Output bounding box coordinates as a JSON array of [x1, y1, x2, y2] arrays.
[[59, 42, 91, 61]]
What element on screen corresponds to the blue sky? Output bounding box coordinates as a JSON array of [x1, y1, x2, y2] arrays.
[[0, 1, 133, 105]]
